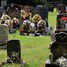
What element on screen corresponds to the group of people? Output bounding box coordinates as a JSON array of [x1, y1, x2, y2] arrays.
[[0, 4, 50, 36], [0, 14, 20, 33], [20, 6, 50, 36]]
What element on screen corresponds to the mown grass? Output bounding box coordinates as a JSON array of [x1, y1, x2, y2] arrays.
[[0, 8, 57, 67]]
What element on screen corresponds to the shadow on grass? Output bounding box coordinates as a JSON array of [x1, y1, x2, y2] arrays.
[[22, 64, 29, 67], [2, 63, 29, 67]]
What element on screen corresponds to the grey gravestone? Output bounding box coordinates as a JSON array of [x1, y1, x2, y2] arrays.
[[1, 0, 7, 7], [0, 24, 8, 43], [7, 40, 21, 63], [0, 7, 4, 18]]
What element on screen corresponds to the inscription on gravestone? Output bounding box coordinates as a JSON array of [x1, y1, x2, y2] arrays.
[[0, 24, 8, 43], [7, 40, 21, 63]]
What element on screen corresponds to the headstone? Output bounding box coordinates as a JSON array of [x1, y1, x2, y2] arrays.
[[0, 24, 8, 43], [46, 64, 60, 67], [7, 40, 21, 63], [1, 0, 7, 7], [0, 7, 4, 18], [55, 32, 67, 42]]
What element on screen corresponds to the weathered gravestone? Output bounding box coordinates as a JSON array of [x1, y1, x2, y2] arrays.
[[0, 7, 4, 18], [0, 24, 8, 44], [7, 40, 21, 63]]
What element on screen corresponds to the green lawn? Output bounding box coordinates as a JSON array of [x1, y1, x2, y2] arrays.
[[0, 8, 57, 67]]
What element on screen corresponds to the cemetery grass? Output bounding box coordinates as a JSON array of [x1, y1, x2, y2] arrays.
[[0, 8, 57, 67]]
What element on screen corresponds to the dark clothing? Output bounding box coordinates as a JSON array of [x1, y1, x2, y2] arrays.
[[46, 21, 49, 27], [32, 5, 48, 20], [39, 6, 48, 20]]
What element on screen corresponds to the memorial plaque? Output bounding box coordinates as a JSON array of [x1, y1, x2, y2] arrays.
[[0, 24, 8, 43], [7, 40, 21, 63]]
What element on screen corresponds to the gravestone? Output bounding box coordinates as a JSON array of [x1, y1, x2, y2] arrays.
[[0, 24, 8, 43], [46, 64, 60, 67], [7, 40, 21, 63], [55, 32, 67, 43], [1, 0, 7, 7], [0, 7, 4, 18]]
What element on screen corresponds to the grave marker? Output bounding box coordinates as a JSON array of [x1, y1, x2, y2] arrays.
[[7, 40, 21, 63], [0, 24, 8, 43]]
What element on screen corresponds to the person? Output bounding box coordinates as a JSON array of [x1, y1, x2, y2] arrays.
[[38, 5, 48, 20], [20, 20, 31, 35], [4, 19, 16, 33], [58, 4, 66, 15], [24, 6, 32, 21], [32, 5, 48, 20], [59, 16, 67, 30], [21, 10, 27, 23], [21, 6, 32, 23], [32, 14, 42, 24], [29, 22, 35, 33], [5, 19, 13, 28], [1, 14, 11, 24], [1, 14, 11, 20], [6, 3, 19, 18], [37, 20, 46, 35], [12, 17, 20, 29]]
